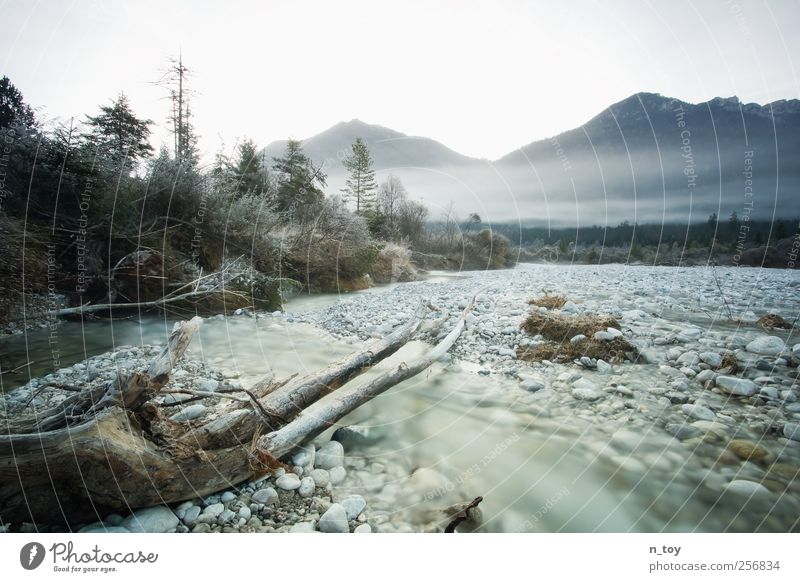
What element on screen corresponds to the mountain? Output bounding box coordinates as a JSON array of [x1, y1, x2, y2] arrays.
[[263, 94, 800, 224], [262, 119, 476, 171]]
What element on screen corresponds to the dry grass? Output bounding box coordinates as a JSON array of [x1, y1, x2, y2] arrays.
[[519, 337, 638, 364], [717, 353, 739, 374], [521, 311, 619, 341], [519, 310, 638, 363], [757, 313, 793, 330], [528, 293, 567, 310]]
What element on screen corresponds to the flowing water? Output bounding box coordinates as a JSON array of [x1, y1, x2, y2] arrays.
[[2, 268, 799, 533]]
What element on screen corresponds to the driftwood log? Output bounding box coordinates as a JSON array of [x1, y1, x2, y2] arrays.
[[0, 296, 478, 527]]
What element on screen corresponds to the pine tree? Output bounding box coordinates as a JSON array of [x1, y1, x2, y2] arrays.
[[0, 76, 35, 129], [231, 138, 268, 197], [341, 137, 377, 214], [272, 139, 326, 222], [85, 93, 153, 170]]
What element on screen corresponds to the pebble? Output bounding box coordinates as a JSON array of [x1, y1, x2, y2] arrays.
[[318, 504, 349, 533], [251, 487, 279, 505], [183, 506, 202, 526], [292, 444, 315, 468], [746, 336, 785, 356], [316, 441, 345, 470], [571, 378, 602, 401], [715, 376, 757, 396], [784, 423, 800, 442], [203, 502, 225, 517], [354, 524, 372, 533], [699, 352, 722, 367], [724, 480, 771, 496], [681, 404, 716, 421], [329, 466, 347, 485], [275, 474, 302, 490], [121, 506, 179, 533], [169, 404, 207, 422], [340, 495, 367, 520], [728, 439, 769, 462], [310, 468, 330, 487], [298, 477, 316, 498]]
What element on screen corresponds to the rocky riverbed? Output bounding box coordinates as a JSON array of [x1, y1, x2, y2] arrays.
[[2, 264, 800, 532]]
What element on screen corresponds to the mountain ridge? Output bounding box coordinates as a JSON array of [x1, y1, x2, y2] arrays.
[[262, 93, 800, 223]]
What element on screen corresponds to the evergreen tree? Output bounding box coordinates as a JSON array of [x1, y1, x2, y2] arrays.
[[85, 93, 153, 170], [341, 137, 377, 214], [0, 76, 35, 129], [272, 139, 326, 222], [231, 138, 269, 197]]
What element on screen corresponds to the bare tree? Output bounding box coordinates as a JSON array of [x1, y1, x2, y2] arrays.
[[377, 174, 408, 237], [154, 53, 195, 163]]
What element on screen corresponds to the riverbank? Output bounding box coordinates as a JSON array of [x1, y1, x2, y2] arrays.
[[2, 264, 800, 532]]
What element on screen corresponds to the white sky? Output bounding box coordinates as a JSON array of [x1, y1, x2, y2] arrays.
[[1, 0, 798, 161]]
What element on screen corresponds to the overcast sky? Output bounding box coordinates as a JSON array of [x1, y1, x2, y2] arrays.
[[1, 0, 798, 161]]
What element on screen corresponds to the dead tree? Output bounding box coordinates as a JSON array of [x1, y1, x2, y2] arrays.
[[0, 296, 478, 526]]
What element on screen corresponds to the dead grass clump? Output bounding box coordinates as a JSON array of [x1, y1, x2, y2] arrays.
[[716, 353, 739, 374], [521, 310, 619, 342], [757, 313, 792, 330], [519, 337, 638, 364], [519, 310, 638, 364], [528, 293, 567, 310]]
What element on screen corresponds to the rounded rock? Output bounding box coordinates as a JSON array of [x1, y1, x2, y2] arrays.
[[318, 504, 349, 533]]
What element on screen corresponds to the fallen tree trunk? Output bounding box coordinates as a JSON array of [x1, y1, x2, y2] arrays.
[[0, 297, 477, 527], [260, 294, 478, 457]]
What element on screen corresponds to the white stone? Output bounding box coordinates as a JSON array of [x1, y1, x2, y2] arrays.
[[292, 444, 315, 468], [310, 468, 330, 488], [715, 376, 757, 396], [746, 336, 785, 356], [354, 523, 372, 533], [329, 466, 347, 485], [784, 423, 800, 442], [252, 487, 279, 505], [121, 506, 179, 533], [275, 473, 302, 490], [676, 351, 700, 366], [316, 441, 345, 470], [182, 506, 201, 526], [203, 502, 225, 517], [681, 403, 716, 421], [318, 504, 349, 533], [724, 480, 771, 496], [699, 352, 722, 367], [298, 477, 316, 498], [340, 495, 367, 520], [596, 359, 612, 374]]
